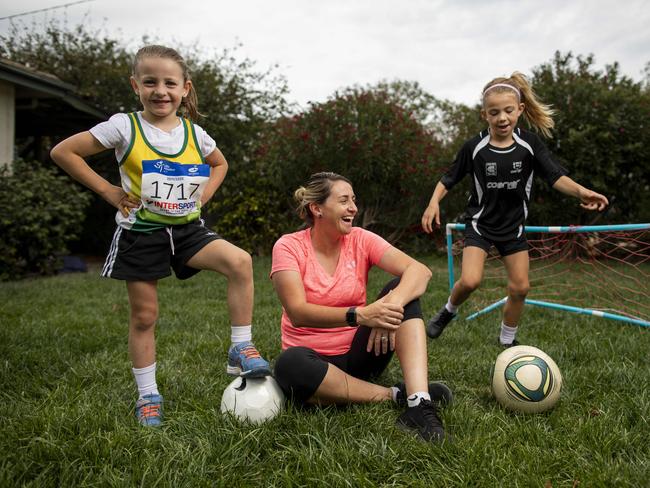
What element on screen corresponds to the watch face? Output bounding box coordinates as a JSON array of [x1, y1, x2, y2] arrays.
[[347, 307, 357, 326]]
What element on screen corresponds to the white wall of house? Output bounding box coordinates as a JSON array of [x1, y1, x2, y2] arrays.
[[0, 80, 15, 168]]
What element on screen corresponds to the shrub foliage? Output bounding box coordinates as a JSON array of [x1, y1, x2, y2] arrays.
[[259, 88, 444, 245], [528, 52, 650, 224], [0, 161, 91, 280]]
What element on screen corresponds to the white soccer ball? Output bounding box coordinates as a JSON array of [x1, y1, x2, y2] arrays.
[[491, 345, 562, 413], [220, 376, 285, 424]]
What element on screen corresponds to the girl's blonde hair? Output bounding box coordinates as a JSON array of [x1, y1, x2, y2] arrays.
[[294, 172, 352, 226], [482, 72, 555, 138], [132, 45, 202, 122]]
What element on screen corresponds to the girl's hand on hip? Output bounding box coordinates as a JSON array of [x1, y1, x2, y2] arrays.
[[103, 185, 140, 217]]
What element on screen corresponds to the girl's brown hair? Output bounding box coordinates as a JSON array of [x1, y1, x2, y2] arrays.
[[294, 172, 353, 226], [133, 45, 202, 122], [482, 71, 555, 138]]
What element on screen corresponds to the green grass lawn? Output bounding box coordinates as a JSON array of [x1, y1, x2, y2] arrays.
[[1, 256, 648, 487]]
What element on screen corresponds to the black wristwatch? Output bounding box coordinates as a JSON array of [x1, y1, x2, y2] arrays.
[[346, 306, 358, 326]]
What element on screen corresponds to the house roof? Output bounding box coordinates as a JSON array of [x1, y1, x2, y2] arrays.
[[0, 58, 107, 136]]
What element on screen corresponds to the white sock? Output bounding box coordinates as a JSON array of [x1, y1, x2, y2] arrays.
[[407, 391, 432, 407], [390, 386, 400, 403], [132, 362, 159, 400], [445, 297, 458, 314], [231, 325, 252, 345], [500, 322, 518, 345]]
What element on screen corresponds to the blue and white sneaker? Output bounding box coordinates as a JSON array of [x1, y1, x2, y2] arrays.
[[135, 393, 164, 427], [227, 341, 272, 378]]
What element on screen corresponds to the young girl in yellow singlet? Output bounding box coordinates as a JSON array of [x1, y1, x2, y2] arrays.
[[51, 45, 271, 427]]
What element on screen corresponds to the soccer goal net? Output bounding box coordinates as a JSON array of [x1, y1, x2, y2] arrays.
[[443, 223, 650, 327]]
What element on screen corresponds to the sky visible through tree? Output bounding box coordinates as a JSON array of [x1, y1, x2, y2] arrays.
[[1, 0, 648, 108]]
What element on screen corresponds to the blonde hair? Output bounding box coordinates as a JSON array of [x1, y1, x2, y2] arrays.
[[133, 45, 202, 122], [294, 172, 352, 226], [482, 72, 555, 138]]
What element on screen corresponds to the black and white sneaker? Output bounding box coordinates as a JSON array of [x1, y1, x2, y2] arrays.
[[396, 398, 446, 443], [499, 338, 520, 349], [394, 382, 453, 408], [426, 306, 456, 339]]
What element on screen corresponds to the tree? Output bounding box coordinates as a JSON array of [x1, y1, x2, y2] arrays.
[[259, 87, 444, 245], [0, 22, 290, 162], [358, 81, 486, 236], [529, 52, 650, 224], [1, 21, 290, 254]]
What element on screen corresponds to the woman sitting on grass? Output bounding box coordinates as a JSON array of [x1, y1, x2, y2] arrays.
[[270, 172, 452, 443]]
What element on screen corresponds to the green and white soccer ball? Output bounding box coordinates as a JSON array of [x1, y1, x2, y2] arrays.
[[491, 345, 562, 413], [220, 376, 285, 424]]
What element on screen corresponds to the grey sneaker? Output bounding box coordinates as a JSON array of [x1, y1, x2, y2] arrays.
[[499, 338, 520, 349], [396, 398, 446, 443], [394, 382, 453, 408], [426, 305, 456, 339], [135, 394, 163, 427], [227, 341, 272, 378]]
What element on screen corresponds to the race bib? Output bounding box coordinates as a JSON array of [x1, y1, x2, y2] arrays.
[[140, 159, 210, 217]]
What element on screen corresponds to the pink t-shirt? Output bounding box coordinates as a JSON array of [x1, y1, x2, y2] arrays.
[[270, 227, 392, 356]]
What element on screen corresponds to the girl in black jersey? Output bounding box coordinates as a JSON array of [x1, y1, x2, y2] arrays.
[[421, 72, 608, 347]]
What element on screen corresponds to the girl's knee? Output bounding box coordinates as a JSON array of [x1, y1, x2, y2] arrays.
[[229, 249, 253, 277], [508, 281, 530, 299], [460, 277, 481, 293], [130, 305, 158, 332]]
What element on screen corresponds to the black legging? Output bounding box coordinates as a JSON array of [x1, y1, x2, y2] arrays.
[[274, 277, 423, 403]]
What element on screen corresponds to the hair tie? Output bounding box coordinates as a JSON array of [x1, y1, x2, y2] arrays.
[[483, 83, 521, 100]]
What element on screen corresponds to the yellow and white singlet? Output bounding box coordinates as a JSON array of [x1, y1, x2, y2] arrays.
[[117, 113, 210, 232]]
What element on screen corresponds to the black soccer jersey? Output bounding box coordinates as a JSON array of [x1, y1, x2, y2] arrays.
[[440, 128, 567, 241]]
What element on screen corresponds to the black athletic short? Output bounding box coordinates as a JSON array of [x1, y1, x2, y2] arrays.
[[464, 224, 528, 257], [273, 277, 423, 404], [101, 220, 222, 281]]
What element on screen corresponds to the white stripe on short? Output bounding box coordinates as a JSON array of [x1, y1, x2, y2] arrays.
[[101, 227, 123, 277]]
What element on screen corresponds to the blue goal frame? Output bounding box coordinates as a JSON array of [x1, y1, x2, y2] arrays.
[[444, 223, 650, 328]]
